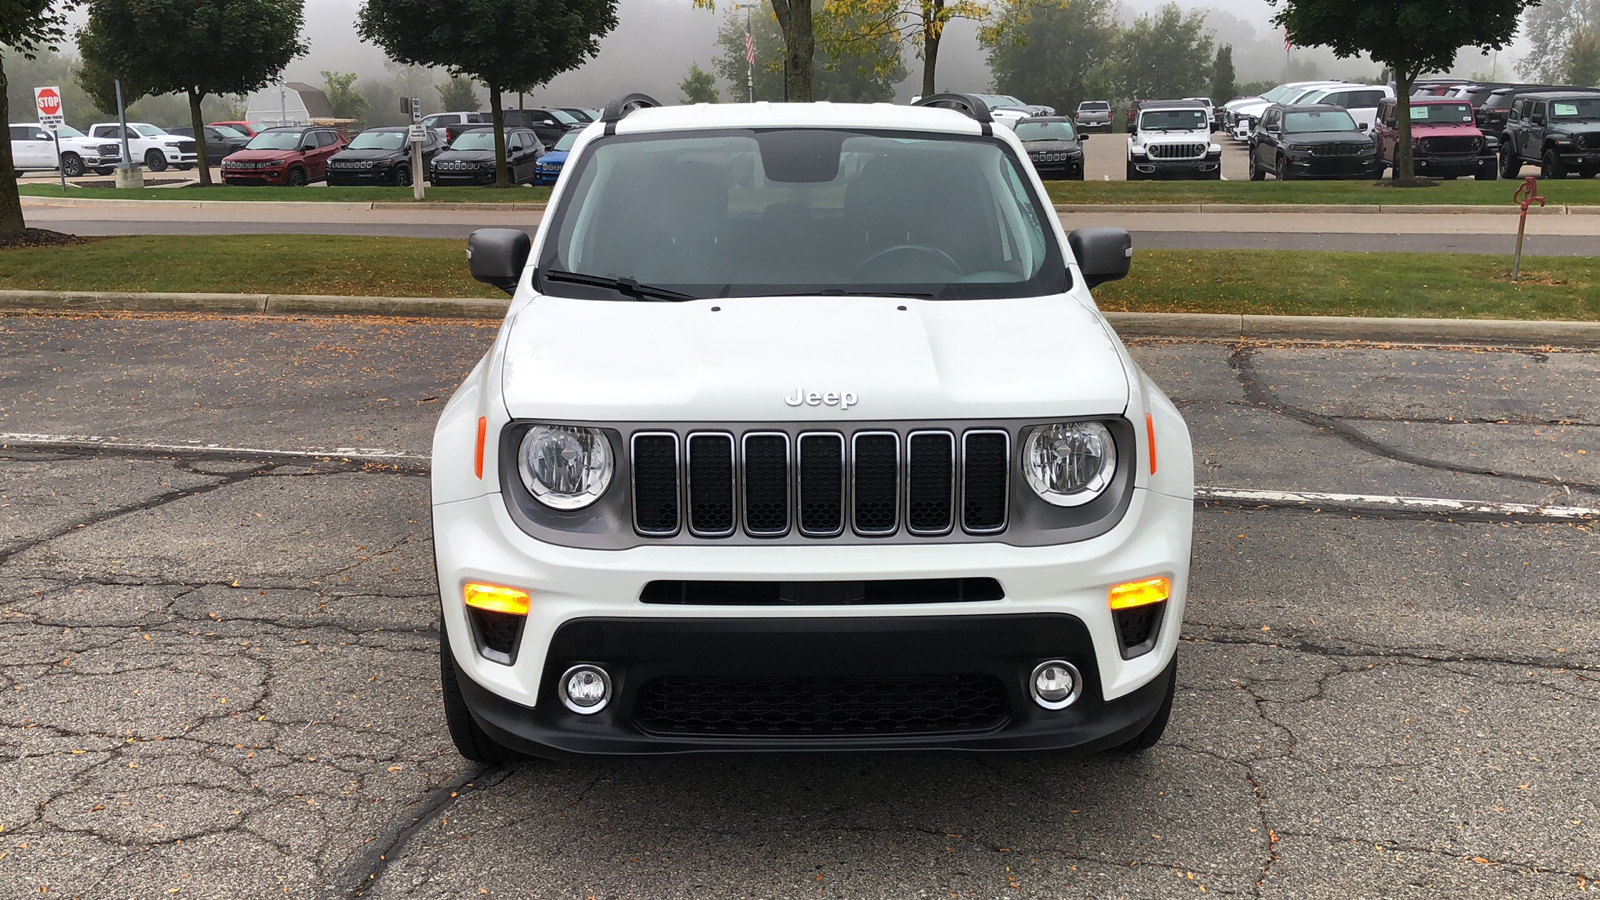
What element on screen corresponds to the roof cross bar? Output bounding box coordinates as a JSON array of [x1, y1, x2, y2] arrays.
[[601, 93, 663, 135]]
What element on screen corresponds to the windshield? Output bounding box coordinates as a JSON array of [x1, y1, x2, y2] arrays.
[[1139, 109, 1209, 131], [1549, 98, 1600, 120], [538, 129, 1065, 301], [133, 124, 167, 138], [350, 130, 407, 150], [547, 109, 579, 125], [245, 131, 305, 150], [448, 131, 496, 151], [553, 132, 579, 152], [1014, 121, 1079, 141], [1411, 104, 1474, 123], [56, 125, 85, 138], [1284, 109, 1358, 132], [211, 125, 246, 138], [1259, 85, 1302, 103], [977, 94, 1025, 108]]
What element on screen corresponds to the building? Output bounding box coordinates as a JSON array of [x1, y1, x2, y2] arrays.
[[244, 82, 338, 128]]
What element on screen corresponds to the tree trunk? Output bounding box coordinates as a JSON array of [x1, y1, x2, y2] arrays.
[[488, 83, 508, 186], [1393, 67, 1415, 182], [772, 0, 814, 102], [0, 59, 27, 237], [187, 87, 212, 187], [921, 0, 944, 98]]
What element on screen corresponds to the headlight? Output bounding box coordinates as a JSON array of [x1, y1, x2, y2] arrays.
[[517, 425, 613, 510], [265, 159, 284, 166], [1022, 422, 1116, 507]]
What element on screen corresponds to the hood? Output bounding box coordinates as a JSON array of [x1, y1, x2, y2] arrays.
[[333, 148, 404, 162], [1138, 128, 1211, 141], [1285, 130, 1372, 144], [1549, 120, 1600, 133], [539, 151, 570, 166], [436, 149, 495, 162], [1408, 121, 1485, 138], [500, 293, 1129, 422], [227, 147, 303, 161]]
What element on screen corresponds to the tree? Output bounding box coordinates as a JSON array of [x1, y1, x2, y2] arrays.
[[359, 0, 617, 185], [695, 0, 815, 101], [1518, 0, 1597, 82], [79, 0, 306, 186], [72, 30, 137, 116], [1211, 44, 1236, 104], [1115, 4, 1214, 101], [1566, 25, 1600, 85], [680, 63, 718, 104], [2, 0, 73, 236], [1270, 0, 1538, 183], [985, 0, 1116, 114], [714, 1, 904, 103], [436, 74, 481, 112], [322, 70, 370, 122]]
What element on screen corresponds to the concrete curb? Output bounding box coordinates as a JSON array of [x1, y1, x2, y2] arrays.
[[2, 289, 1596, 346]]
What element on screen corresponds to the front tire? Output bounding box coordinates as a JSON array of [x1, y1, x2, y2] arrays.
[[1500, 146, 1522, 179], [1248, 153, 1265, 181], [1542, 147, 1567, 179], [1113, 657, 1177, 754], [1125, 159, 1140, 181], [392, 165, 411, 187], [60, 153, 84, 177], [1277, 154, 1296, 180], [144, 149, 168, 173], [95, 166, 114, 176], [440, 635, 520, 765], [286, 166, 308, 187], [1478, 162, 1499, 182]]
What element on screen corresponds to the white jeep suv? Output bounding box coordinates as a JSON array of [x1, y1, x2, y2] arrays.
[[1127, 100, 1222, 180], [433, 94, 1194, 762]]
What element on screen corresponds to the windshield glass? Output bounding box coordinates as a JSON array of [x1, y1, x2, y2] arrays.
[[211, 125, 246, 138], [350, 130, 407, 150], [1259, 85, 1301, 103], [245, 131, 305, 150], [448, 131, 496, 151], [976, 94, 1025, 108], [553, 132, 579, 152], [538, 129, 1065, 301], [1014, 121, 1079, 141], [547, 109, 579, 125], [1411, 104, 1474, 123], [1549, 97, 1600, 119], [1284, 109, 1358, 132], [1139, 108, 1209, 130], [133, 124, 167, 138], [57, 125, 85, 138]]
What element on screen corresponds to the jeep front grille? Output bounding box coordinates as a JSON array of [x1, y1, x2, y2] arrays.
[[1309, 143, 1365, 157], [630, 427, 1009, 539], [1421, 136, 1481, 155], [1579, 134, 1600, 151], [1146, 142, 1206, 160]]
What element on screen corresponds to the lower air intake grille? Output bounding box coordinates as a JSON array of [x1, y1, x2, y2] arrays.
[[634, 674, 1008, 735]]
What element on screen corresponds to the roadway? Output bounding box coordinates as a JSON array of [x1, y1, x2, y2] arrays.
[[1, 311, 1596, 898]]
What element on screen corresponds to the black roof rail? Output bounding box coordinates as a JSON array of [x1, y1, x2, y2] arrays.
[[601, 93, 662, 134], [911, 93, 994, 135]]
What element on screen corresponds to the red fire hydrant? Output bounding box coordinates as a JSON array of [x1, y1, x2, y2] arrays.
[[1512, 176, 1545, 283]]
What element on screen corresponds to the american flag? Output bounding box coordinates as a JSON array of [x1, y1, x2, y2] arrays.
[[1284, 29, 1292, 53], [746, 19, 755, 66]]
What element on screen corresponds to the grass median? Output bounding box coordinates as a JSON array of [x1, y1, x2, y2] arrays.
[[1044, 178, 1600, 207], [1, 235, 1595, 320], [17, 183, 553, 204]]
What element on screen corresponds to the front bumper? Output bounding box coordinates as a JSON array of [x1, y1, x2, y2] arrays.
[[1411, 154, 1497, 176], [328, 170, 394, 185], [1130, 156, 1221, 179], [434, 485, 1192, 756], [222, 168, 289, 185], [1285, 155, 1381, 179], [432, 170, 495, 185]]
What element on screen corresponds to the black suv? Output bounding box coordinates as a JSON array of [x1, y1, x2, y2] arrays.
[[1013, 117, 1086, 180], [500, 108, 583, 147], [1500, 91, 1600, 179], [1248, 103, 1379, 180], [328, 126, 444, 186], [430, 125, 544, 185], [1477, 84, 1600, 134]]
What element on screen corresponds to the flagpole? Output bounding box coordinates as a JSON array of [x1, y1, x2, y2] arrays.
[[736, 2, 757, 102]]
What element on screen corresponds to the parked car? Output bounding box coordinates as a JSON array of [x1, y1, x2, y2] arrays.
[[1014, 117, 1087, 180], [430, 125, 543, 185], [1222, 81, 1346, 140], [437, 95, 1192, 764], [1126, 100, 1221, 180], [558, 107, 596, 123], [328, 125, 444, 186], [1181, 97, 1217, 131], [1074, 100, 1112, 131], [1477, 84, 1600, 135], [533, 130, 578, 186], [87, 122, 196, 172], [1374, 98, 1497, 180], [219, 125, 346, 186], [9, 123, 122, 176], [1292, 84, 1394, 131], [421, 111, 493, 143], [500, 108, 583, 146], [1499, 91, 1600, 179], [208, 120, 268, 137], [169, 124, 251, 162], [1248, 103, 1380, 180]]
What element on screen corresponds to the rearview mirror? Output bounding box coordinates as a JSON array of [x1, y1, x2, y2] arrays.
[[1068, 227, 1132, 290], [468, 228, 532, 296]]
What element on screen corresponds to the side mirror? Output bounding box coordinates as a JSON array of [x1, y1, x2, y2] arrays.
[[1068, 227, 1131, 290], [1077, 130, 1089, 141], [1359, 122, 1369, 131], [468, 228, 532, 296]]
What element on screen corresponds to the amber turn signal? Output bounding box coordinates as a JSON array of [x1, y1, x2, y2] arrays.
[[463, 582, 531, 616], [1108, 576, 1171, 611]]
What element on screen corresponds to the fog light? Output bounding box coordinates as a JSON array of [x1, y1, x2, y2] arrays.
[[1030, 660, 1082, 710], [559, 665, 612, 715]]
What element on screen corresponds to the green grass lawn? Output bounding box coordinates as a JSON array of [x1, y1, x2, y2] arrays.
[[1044, 178, 1600, 206], [17, 183, 553, 204], [2, 236, 1595, 320]]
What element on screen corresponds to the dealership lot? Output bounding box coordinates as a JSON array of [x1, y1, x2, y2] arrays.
[[1, 313, 1596, 899]]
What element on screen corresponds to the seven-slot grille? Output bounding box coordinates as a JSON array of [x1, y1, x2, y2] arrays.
[[1146, 142, 1206, 160], [1579, 133, 1600, 151], [1421, 135, 1481, 155], [631, 428, 1008, 539]]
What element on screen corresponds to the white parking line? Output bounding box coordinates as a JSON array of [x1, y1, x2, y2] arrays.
[[4, 433, 1595, 520]]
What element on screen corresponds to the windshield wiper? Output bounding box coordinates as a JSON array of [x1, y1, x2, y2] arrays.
[[816, 288, 941, 299], [541, 269, 697, 302]]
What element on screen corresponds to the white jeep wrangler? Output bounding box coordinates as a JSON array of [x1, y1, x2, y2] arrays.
[[1127, 100, 1223, 180], [433, 94, 1194, 762]]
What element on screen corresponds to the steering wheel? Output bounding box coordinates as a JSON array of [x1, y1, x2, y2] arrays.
[[853, 244, 963, 279]]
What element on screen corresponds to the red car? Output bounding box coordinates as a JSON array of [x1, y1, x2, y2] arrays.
[[220, 125, 347, 186], [209, 120, 267, 137], [1374, 98, 1498, 180]]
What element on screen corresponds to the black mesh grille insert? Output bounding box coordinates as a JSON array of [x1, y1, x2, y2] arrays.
[[743, 434, 789, 536], [853, 433, 899, 535], [631, 434, 679, 536], [797, 434, 844, 535], [687, 434, 735, 535], [962, 431, 1009, 533], [906, 432, 954, 534], [639, 577, 1004, 605], [634, 674, 1007, 735]]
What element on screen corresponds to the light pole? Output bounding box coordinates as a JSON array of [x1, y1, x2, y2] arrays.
[[734, 2, 758, 102]]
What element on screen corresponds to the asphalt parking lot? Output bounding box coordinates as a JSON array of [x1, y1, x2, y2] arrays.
[[2, 312, 1597, 899]]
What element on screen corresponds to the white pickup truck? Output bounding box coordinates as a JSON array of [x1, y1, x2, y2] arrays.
[[87, 122, 198, 172], [9, 123, 123, 176]]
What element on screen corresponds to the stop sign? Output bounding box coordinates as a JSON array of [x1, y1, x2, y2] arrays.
[[35, 87, 61, 118]]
